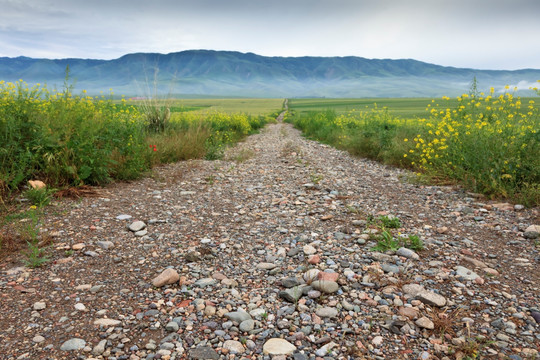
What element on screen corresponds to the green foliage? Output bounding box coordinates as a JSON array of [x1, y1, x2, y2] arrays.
[[371, 230, 400, 252], [378, 215, 401, 229], [288, 84, 540, 205], [23, 187, 55, 208], [23, 240, 49, 268], [403, 234, 424, 251]]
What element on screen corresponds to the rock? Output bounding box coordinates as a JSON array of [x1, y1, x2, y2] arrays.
[[128, 221, 146, 232], [28, 180, 46, 189], [225, 310, 251, 323], [372, 336, 383, 346], [303, 269, 320, 283], [396, 247, 419, 260], [315, 307, 338, 318], [281, 277, 301, 288], [307, 254, 320, 264], [531, 311, 540, 324], [455, 266, 480, 281], [185, 251, 201, 262], [461, 256, 487, 268], [96, 241, 114, 250], [74, 303, 86, 311], [256, 262, 277, 270], [239, 319, 255, 332], [72, 243, 85, 250], [399, 307, 419, 320], [194, 278, 217, 287], [303, 244, 316, 255], [416, 291, 447, 307], [415, 316, 435, 329], [60, 338, 86, 351], [93, 318, 121, 326], [116, 214, 132, 220], [33, 301, 46, 310], [32, 335, 45, 343], [381, 263, 400, 274], [311, 280, 339, 293], [223, 340, 245, 354], [92, 339, 107, 355], [263, 338, 297, 355], [317, 271, 339, 282], [166, 321, 179, 332], [279, 287, 303, 303], [315, 341, 338, 357], [189, 346, 219, 360], [402, 284, 425, 297], [151, 268, 180, 287]]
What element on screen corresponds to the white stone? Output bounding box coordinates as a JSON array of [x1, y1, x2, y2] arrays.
[[263, 338, 297, 355]]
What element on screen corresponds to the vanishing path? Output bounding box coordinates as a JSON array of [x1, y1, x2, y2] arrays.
[[1, 117, 538, 359]]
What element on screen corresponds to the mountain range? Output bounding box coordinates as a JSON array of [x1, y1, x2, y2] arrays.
[[1, 50, 539, 97]]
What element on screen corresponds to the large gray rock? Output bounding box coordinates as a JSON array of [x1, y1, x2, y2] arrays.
[[223, 340, 245, 354], [128, 221, 146, 232], [60, 338, 86, 351], [189, 346, 219, 360], [225, 310, 251, 323], [455, 266, 480, 281]]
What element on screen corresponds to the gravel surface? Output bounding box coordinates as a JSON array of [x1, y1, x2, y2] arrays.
[[1, 114, 539, 360]]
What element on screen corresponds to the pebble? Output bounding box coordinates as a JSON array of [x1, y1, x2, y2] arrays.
[[223, 340, 245, 354], [60, 338, 86, 351], [151, 268, 180, 287], [263, 338, 297, 355], [33, 301, 46, 310], [315, 307, 338, 318]]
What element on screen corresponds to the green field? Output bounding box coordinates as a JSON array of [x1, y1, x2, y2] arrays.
[[127, 98, 285, 116], [288, 97, 540, 118]]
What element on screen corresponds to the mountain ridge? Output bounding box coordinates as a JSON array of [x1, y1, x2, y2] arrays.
[[1, 50, 539, 97]]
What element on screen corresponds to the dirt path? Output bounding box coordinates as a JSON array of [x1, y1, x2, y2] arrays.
[[1, 118, 538, 359]]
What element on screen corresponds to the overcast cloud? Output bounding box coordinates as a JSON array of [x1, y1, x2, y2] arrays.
[[1, 0, 539, 70]]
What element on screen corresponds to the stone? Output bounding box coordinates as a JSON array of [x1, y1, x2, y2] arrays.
[[398, 307, 419, 320], [28, 180, 46, 189], [92, 339, 107, 356], [281, 277, 301, 288], [381, 263, 400, 274], [303, 244, 316, 255], [279, 287, 303, 303], [455, 266, 480, 281], [223, 340, 245, 354], [315, 307, 338, 318], [72, 243, 85, 250], [152, 268, 180, 287], [402, 284, 425, 297], [415, 316, 435, 329], [396, 247, 419, 260], [166, 321, 179, 332], [239, 319, 255, 332], [116, 214, 132, 220], [416, 291, 447, 307], [128, 221, 146, 232], [60, 338, 86, 351], [256, 262, 277, 270], [307, 254, 320, 264], [189, 346, 219, 360], [93, 318, 121, 326], [372, 336, 383, 346], [263, 338, 297, 355], [74, 303, 86, 311], [317, 272, 339, 282], [303, 269, 320, 283], [185, 251, 201, 262], [461, 256, 487, 268], [311, 280, 339, 293], [315, 342, 338, 357], [194, 278, 217, 287], [32, 335, 45, 343], [96, 241, 114, 250], [225, 310, 251, 323], [33, 301, 46, 310]]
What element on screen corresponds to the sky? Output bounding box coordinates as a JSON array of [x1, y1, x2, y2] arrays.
[[1, 0, 540, 70]]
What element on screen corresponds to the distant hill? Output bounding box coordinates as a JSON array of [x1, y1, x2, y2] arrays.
[[1, 50, 539, 97]]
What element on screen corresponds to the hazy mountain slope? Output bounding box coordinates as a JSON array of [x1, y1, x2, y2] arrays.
[[1, 50, 539, 97]]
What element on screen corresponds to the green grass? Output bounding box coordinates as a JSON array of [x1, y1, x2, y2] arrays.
[[288, 97, 540, 119], [127, 98, 284, 116]]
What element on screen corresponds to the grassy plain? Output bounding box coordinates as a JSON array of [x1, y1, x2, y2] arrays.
[[127, 98, 285, 116], [289, 97, 540, 118]]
